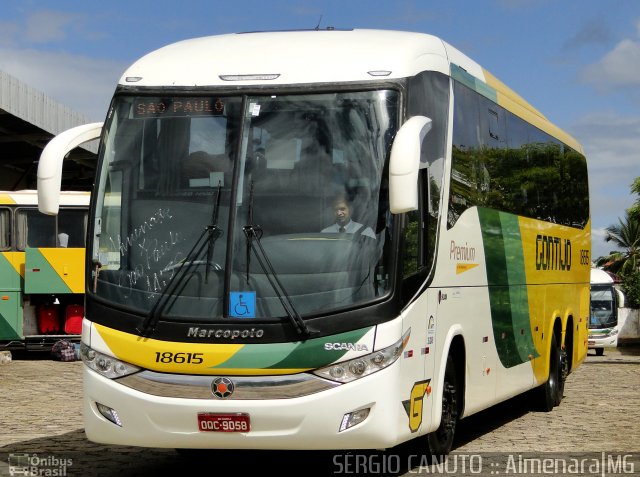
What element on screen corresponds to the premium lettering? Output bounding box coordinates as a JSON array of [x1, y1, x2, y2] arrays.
[[450, 240, 476, 261]]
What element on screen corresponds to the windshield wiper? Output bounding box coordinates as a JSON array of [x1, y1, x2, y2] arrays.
[[205, 182, 223, 284], [137, 184, 223, 337], [243, 181, 311, 337]]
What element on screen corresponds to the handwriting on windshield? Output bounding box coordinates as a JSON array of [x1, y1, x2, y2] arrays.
[[110, 207, 173, 257], [106, 207, 191, 295]]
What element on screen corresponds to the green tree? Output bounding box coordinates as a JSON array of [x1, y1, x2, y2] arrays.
[[629, 177, 640, 221], [596, 212, 640, 275], [597, 178, 640, 309], [622, 270, 640, 309]]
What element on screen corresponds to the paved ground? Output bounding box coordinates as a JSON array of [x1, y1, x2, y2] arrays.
[[1, 346, 639, 476]]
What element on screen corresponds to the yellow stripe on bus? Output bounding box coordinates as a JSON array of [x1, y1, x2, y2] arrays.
[[39, 248, 86, 293], [1, 252, 25, 277], [94, 323, 245, 374], [482, 69, 584, 154], [93, 323, 313, 375], [518, 216, 591, 383], [0, 194, 17, 205]]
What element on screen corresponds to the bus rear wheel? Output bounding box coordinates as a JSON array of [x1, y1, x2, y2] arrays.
[[426, 354, 458, 458]]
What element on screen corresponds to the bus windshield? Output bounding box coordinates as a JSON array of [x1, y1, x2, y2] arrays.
[[590, 285, 617, 329], [92, 90, 398, 323]]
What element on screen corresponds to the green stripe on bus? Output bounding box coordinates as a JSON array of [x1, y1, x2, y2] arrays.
[[450, 63, 498, 103], [0, 253, 21, 291], [268, 327, 370, 369], [0, 317, 21, 340], [0, 291, 21, 340], [211, 327, 371, 370], [478, 208, 537, 368], [24, 248, 73, 294], [500, 212, 538, 363]]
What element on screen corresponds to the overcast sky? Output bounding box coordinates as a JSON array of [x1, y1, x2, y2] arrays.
[[1, 0, 638, 259]]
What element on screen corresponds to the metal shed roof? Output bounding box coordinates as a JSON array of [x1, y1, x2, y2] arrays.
[[0, 70, 97, 191]]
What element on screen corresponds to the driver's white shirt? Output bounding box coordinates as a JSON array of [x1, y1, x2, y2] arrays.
[[321, 220, 376, 238]]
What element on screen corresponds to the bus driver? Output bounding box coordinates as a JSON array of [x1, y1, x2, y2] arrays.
[[321, 195, 376, 238]]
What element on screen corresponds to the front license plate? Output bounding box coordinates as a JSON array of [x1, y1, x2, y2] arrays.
[[197, 413, 250, 432], [588, 340, 595, 345]]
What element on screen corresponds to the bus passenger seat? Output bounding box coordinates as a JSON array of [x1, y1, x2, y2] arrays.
[[181, 151, 230, 188]]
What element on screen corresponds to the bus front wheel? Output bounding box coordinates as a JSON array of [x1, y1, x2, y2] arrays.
[[426, 354, 459, 457]]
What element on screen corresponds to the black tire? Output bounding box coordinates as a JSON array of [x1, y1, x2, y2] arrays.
[[557, 344, 567, 407], [427, 354, 459, 457], [595, 348, 604, 357], [536, 333, 564, 412]]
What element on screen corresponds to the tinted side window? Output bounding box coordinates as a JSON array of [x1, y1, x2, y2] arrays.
[[58, 209, 88, 247], [15, 208, 87, 249], [406, 71, 450, 278], [449, 82, 480, 227], [16, 209, 56, 249], [0, 208, 10, 250], [449, 81, 589, 228]]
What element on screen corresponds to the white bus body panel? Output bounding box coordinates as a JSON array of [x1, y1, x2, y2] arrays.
[[428, 207, 538, 418], [83, 365, 407, 449], [83, 314, 434, 449], [120, 30, 482, 88]]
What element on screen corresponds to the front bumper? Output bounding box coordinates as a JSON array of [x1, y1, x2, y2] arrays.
[[83, 364, 409, 450]]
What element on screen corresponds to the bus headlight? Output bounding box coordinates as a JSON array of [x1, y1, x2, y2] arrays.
[[81, 343, 140, 379], [313, 330, 410, 383]]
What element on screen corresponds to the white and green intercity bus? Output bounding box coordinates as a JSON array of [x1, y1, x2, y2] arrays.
[[37, 29, 590, 456]]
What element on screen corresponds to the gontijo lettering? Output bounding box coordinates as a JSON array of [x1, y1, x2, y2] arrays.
[[535, 234, 571, 271]]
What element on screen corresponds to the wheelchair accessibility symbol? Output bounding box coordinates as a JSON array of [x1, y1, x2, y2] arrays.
[[229, 292, 256, 318]]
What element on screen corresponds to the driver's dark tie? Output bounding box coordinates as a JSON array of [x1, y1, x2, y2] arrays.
[[338, 227, 345, 233]]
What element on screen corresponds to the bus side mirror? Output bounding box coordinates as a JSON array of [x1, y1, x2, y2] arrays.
[[38, 122, 103, 215], [388, 116, 432, 214]]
